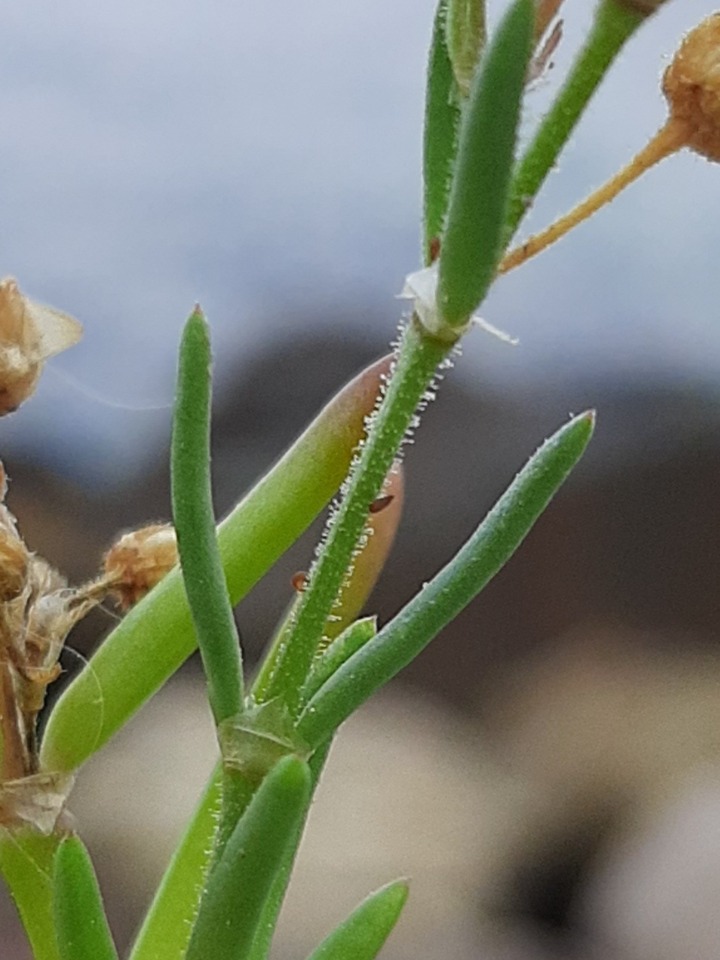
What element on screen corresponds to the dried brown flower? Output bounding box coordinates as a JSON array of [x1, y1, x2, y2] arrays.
[[102, 523, 178, 610], [0, 462, 100, 824], [663, 13, 720, 163], [0, 278, 82, 416]]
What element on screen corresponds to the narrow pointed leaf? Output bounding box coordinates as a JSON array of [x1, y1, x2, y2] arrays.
[[53, 836, 118, 960], [128, 768, 222, 960], [423, 0, 462, 264], [172, 308, 243, 724], [301, 617, 377, 703], [0, 829, 60, 960], [244, 739, 333, 960], [299, 412, 594, 747], [446, 0, 486, 97], [305, 880, 409, 960], [185, 755, 311, 960], [437, 0, 534, 326]]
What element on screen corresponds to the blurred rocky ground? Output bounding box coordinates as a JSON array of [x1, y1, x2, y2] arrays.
[[3, 330, 720, 959]]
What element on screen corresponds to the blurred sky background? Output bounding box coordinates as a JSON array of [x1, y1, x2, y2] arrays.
[[1, 0, 720, 485]]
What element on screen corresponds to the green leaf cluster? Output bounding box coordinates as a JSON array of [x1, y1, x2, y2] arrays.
[[0, 0, 678, 957]]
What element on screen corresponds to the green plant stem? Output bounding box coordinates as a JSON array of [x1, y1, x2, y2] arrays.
[[40, 357, 391, 774], [298, 412, 594, 748], [53, 836, 119, 960], [172, 308, 243, 724], [505, 0, 647, 238], [252, 464, 402, 704], [185, 756, 311, 960], [0, 829, 61, 960], [257, 319, 451, 717], [245, 739, 332, 960], [131, 737, 331, 960]]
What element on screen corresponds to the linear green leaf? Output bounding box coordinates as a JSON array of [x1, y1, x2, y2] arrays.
[[0, 829, 60, 960], [298, 412, 594, 747], [40, 357, 390, 774], [172, 307, 243, 723], [423, 0, 462, 264], [128, 768, 222, 960], [304, 880, 409, 960], [186, 755, 311, 960], [446, 0, 485, 97], [437, 0, 534, 326], [301, 617, 377, 703], [244, 740, 333, 960], [170, 308, 243, 725], [53, 836, 118, 960], [505, 0, 649, 238]]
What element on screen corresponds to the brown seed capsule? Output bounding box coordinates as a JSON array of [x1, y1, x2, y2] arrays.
[[663, 13, 720, 163], [103, 523, 178, 609], [0, 278, 82, 415]]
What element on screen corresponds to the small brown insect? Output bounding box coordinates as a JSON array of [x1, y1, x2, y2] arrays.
[[0, 277, 82, 415], [291, 571, 309, 593], [368, 494, 394, 515]]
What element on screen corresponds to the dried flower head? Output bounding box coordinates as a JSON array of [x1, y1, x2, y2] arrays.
[[663, 13, 720, 163], [0, 461, 101, 825], [102, 523, 178, 610], [0, 467, 29, 602], [0, 278, 82, 416]]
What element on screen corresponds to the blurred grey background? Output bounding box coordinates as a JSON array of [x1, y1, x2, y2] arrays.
[[4, 1, 720, 959], [1, 0, 720, 482]]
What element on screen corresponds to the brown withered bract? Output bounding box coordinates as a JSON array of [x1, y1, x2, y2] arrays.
[[102, 523, 179, 610], [0, 277, 82, 416]]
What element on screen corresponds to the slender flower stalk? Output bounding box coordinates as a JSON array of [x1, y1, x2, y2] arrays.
[[498, 120, 687, 274], [505, 0, 656, 237], [499, 12, 720, 275]]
